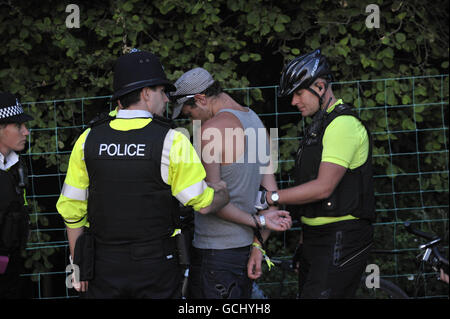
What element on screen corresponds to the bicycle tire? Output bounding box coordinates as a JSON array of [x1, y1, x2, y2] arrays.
[[357, 277, 409, 299]]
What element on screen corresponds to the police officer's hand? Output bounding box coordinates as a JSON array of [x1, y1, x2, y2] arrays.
[[440, 268, 449, 284], [292, 243, 303, 273], [72, 273, 89, 292], [262, 210, 292, 232]]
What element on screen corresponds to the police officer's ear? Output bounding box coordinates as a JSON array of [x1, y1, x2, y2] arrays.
[[140, 87, 151, 101], [314, 79, 326, 94]]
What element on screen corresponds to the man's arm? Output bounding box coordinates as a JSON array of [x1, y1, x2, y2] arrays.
[[56, 130, 92, 292], [65, 226, 88, 292], [198, 180, 229, 214], [267, 161, 347, 206], [247, 172, 280, 279], [268, 115, 367, 206], [200, 118, 291, 231], [66, 226, 84, 258]]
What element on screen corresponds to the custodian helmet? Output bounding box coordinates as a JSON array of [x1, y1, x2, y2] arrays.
[[112, 50, 176, 100]]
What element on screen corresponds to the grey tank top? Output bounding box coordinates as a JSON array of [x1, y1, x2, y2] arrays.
[[193, 108, 270, 249]]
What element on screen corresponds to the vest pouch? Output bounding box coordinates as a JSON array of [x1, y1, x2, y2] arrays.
[[0, 208, 29, 252], [73, 231, 95, 281], [176, 232, 190, 266], [130, 237, 178, 262]]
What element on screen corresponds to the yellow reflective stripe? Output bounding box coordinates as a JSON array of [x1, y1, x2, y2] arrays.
[[109, 118, 152, 131], [161, 129, 176, 184], [325, 99, 344, 114], [171, 229, 181, 237], [175, 180, 208, 205], [23, 189, 28, 206], [109, 107, 118, 117], [61, 182, 88, 201], [301, 215, 358, 226]]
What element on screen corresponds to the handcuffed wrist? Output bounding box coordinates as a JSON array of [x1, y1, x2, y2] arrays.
[[258, 214, 266, 229], [251, 213, 261, 230]]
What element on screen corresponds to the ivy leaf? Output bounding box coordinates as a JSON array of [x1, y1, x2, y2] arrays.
[[395, 32, 406, 43], [274, 23, 285, 32]]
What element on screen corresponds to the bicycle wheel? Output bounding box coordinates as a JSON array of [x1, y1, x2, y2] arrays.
[[356, 277, 409, 299]]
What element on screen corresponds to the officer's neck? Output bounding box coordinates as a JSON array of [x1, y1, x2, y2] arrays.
[[0, 149, 17, 170], [321, 91, 337, 112], [0, 147, 11, 161], [123, 100, 160, 116]]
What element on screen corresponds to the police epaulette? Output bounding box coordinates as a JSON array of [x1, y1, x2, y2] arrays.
[[151, 114, 176, 129], [88, 112, 115, 128]]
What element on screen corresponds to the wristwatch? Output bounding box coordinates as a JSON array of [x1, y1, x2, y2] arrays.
[[270, 191, 280, 206]]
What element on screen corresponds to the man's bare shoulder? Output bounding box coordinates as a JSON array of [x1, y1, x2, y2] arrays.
[[203, 111, 242, 132]]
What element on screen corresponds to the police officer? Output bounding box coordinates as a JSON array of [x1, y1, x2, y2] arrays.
[[259, 50, 376, 298], [0, 92, 33, 298], [56, 50, 229, 298]]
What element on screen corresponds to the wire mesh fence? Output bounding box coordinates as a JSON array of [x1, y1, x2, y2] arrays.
[[18, 74, 448, 299]]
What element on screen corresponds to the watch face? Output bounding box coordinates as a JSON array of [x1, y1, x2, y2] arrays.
[[272, 192, 279, 201]]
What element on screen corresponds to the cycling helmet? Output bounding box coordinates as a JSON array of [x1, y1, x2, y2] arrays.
[[278, 49, 333, 98]]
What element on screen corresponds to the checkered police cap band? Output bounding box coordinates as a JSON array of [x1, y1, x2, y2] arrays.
[[0, 99, 25, 119]]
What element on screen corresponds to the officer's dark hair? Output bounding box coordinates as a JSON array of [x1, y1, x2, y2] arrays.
[[119, 86, 158, 109], [184, 80, 222, 107]]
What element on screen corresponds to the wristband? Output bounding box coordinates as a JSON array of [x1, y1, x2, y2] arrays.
[[252, 242, 275, 270]]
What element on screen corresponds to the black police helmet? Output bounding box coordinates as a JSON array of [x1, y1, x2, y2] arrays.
[[112, 50, 176, 100], [278, 49, 333, 98]]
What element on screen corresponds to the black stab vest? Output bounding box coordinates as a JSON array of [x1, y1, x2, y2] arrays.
[[0, 163, 23, 212], [84, 118, 179, 245], [0, 158, 29, 252], [294, 103, 376, 222]]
